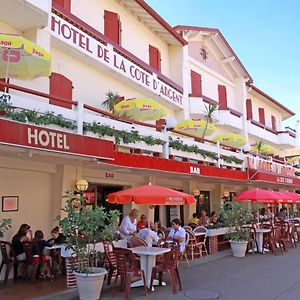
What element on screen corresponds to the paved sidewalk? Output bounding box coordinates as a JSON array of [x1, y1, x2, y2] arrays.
[[29, 245, 300, 300]]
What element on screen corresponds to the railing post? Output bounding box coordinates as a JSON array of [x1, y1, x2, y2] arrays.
[[77, 101, 84, 135], [162, 126, 169, 159], [216, 141, 221, 168]]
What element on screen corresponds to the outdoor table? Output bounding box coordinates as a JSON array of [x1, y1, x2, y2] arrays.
[[256, 228, 271, 253], [130, 246, 170, 290]]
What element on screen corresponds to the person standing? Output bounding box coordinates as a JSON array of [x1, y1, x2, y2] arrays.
[[119, 209, 139, 240]]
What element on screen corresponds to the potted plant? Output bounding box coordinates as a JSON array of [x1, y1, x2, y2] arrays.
[[220, 201, 255, 257], [59, 190, 120, 300], [0, 218, 12, 238], [101, 90, 121, 114]]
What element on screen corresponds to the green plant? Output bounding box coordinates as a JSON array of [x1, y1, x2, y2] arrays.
[[101, 90, 120, 113], [59, 190, 120, 273], [0, 218, 12, 238], [220, 201, 255, 241], [202, 103, 217, 138]]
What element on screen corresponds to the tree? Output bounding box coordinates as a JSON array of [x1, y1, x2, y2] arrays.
[[101, 90, 120, 113], [202, 103, 217, 138]]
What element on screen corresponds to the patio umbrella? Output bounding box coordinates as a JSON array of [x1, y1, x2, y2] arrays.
[[0, 33, 51, 80], [114, 98, 166, 121], [235, 189, 279, 204], [174, 119, 216, 137], [213, 133, 246, 148], [108, 184, 195, 205], [251, 143, 277, 155], [108, 184, 195, 241]]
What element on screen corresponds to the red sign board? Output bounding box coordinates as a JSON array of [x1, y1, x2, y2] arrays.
[[105, 152, 247, 181], [248, 169, 300, 186], [0, 118, 114, 160]]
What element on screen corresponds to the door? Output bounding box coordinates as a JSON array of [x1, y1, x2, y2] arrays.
[[196, 191, 210, 215]]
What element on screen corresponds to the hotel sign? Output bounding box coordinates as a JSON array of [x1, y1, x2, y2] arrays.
[[0, 118, 114, 160], [50, 13, 183, 108]]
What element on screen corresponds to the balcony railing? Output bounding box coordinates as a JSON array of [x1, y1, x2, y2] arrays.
[[0, 81, 299, 174]]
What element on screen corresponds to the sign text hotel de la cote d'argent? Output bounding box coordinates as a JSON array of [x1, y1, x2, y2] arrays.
[[51, 13, 183, 109]]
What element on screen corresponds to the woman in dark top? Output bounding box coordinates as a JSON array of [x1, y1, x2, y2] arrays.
[[48, 226, 66, 244], [32, 230, 54, 280], [11, 224, 32, 261]]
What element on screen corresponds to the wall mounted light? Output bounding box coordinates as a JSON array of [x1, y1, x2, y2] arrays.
[[75, 179, 89, 192]]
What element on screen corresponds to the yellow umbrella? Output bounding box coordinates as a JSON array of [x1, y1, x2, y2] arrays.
[[251, 143, 277, 155], [114, 98, 166, 121], [213, 134, 246, 148], [0, 33, 51, 80], [174, 119, 216, 137]]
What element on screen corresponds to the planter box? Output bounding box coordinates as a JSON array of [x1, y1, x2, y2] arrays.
[[170, 148, 216, 163], [207, 227, 233, 237], [119, 141, 163, 153], [84, 131, 115, 142]]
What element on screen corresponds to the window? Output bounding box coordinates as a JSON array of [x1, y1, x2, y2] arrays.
[[190, 70, 202, 97], [258, 107, 265, 125], [104, 10, 121, 45], [49, 73, 73, 109], [246, 99, 252, 120], [218, 85, 227, 109], [52, 0, 71, 12], [271, 115, 277, 131], [149, 45, 161, 72]]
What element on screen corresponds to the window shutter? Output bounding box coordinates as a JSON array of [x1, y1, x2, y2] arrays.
[[0, 78, 8, 92], [271, 115, 276, 130], [52, 0, 71, 11], [49, 73, 73, 109], [246, 99, 252, 120], [104, 10, 120, 44], [258, 108, 265, 125], [149, 45, 161, 71], [218, 85, 227, 109], [190, 70, 202, 97]]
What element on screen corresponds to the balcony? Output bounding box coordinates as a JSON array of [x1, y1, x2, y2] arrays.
[[189, 95, 218, 120], [278, 130, 297, 147], [218, 108, 243, 131], [248, 120, 296, 148], [0, 0, 49, 31]]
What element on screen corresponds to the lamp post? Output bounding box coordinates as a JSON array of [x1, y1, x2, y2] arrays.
[[75, 179, 89, 193]]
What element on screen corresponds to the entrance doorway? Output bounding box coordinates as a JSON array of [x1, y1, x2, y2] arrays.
[[85, 183, 124, 218], [196, 191, 210, 216]]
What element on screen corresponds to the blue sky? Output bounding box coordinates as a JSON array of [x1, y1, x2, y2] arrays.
[[146, 0, 300, 128]]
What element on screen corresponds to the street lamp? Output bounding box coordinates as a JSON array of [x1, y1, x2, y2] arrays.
[[75, 179, 89, 192]]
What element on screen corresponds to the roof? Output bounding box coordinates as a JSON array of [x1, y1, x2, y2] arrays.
[[249, 85, 295, 119], [118, 0, 187, 46], [174, 25, 253, 82]]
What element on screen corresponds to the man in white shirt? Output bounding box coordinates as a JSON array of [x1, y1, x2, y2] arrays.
[[168, 218, 186, 252], [138, 223, 159, 245]]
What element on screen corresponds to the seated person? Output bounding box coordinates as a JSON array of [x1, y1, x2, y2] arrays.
[[11, 223, 32, 261], [210, 211, 219, 224], [277, 208, 287, 220], [189, 213, 200, 225], [168, 218, 186, 253], [266, 207, 274, 221], [137, 214, 147, 231], [32, 230, 54, 280], [199, 210, 210, 225], [48, 226, 66, 244], [138, 223, 159, 245]]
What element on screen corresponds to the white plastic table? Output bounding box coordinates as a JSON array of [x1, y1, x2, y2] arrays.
[[255, 228, 271, 253], [130, 246, 170, 290]]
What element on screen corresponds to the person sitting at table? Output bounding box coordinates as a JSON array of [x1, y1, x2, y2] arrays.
[[48, 226, 66, 244], [277, 207, 287, 220], [120, 208, 139, 240], [210, 211, 219, 224], [168, 218, 186, 253], [138, 223, 159, 245], [32, 230, 54, 280], [189, 213, 200, 225], [137, 214, 147, 231], [199, 210, 210, 225], [11, 223, 32, 261], [266, 207, 274, 221]]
